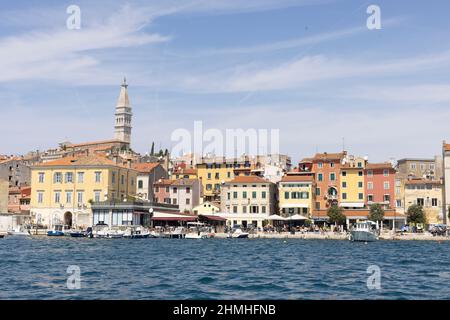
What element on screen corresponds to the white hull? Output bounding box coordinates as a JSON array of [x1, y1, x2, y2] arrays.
[[7, 231, 30, 237], [185, 232, 210, 239], [350, 230, 378, 242]]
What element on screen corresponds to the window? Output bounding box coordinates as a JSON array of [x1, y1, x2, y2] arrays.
[[38, 173, 45, 183], [384, 182, 390, 190], [186, 187, 191, 194], [227, 172, 231, 178], [121, 175, 125, 185], [342, 171, 347, 177], [112, 172, 116, 183], [318, 173, 323, 182], [186, 198, 190, 205], [357, 162, 362, 168], [166, 187, 170, 192], [330, 173, 336, 181], [342, 181, 347, 188], [285, 191, 289, 199], [367, 195, 373, 202], [207, 173, 212, 179], [77, 191, 84, 204], [233, 206, 238, 213], [367, 182, 373, 190], [173, 198, 177, 205], [358, 181, 363, 188], [54, 192, 61, 204], [342, 193, 347, 200], [316, 188, 321, 196], [138, 180, 143, 189], [367, 170, 373, 177], [95, 172, 101, 183], [396, 200, 402, 207], [410, 163, 416, 170], [77, 172, 84, 183], [206, 184, 212, 191], [262, 206, 266, 214], [155, 186, 159, 192], [227, 192, 230, 200], [358, 193, 363, 200], [417, 198, 424, 206], [173, 187, 178, 194], [66, 191, 72, 204], [358, 171, 363, 177], [94, 191, 101, 202], [384, 194, 390, 202], [65, 172, 73, 183], [242, 191, 247, 198], [215, 173, 220, 179], [432, 198, 438, 207], [54, 172, 62, 183], [37, 191, 44, 204], [252, 191, 257, 199], [233, 192, 238, 199], [318, 163, 323, 168], [262, 191, 266, 199], [383, 169, 389, 177], [330, 162, 335, 168]]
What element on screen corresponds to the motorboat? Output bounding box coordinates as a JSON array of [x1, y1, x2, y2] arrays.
[[185, 222, 213, 239], [227, 227, 249, 239], [124, 226, 151, 239], [349, 220, 379, 242], [47, 224, 68, 236], [7, 225, 31, 237], [106, 229, 125, 239], [162, 226, 186, 239], [69, 230, 87, 238]]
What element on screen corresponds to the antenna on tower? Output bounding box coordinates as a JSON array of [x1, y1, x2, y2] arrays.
[[342, 137, 345, 152], [122, 76, 128, 88]]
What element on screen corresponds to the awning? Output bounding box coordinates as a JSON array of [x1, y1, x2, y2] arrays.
[[339, 202, 365, 208], [287, 214, 308, 220], [267, 214, 287, 220], [199, 215, 227, 221], [280, 204, 308, 209], [151, 216, 197, 221]]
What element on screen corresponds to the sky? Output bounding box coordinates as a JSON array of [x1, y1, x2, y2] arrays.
[[1, 0, 450, 163]]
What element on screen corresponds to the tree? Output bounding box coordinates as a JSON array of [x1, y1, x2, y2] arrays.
[[327, 205, 346, 225], [369, 203, 385, 222], [406, 204, 426, 224], [150, 142, 155, 156]]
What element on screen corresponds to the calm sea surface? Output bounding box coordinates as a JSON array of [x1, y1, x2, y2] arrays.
[[1, 237, 449, 300]]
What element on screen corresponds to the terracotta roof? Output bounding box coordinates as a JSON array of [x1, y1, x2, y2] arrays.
[[444, 142, 450, 152], [173, 168, 197, 175], [281, 175, 313, 182], [33, 155, 130, 169], [154, 179, 175, 186], [312, 152, 346, 161], [132, 162, 161, 173], [228, 176, 271, 184], [366, 163, 394, 170]]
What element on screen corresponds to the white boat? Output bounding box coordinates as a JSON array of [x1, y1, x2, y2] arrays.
[[349, 221, 379, 242], [163, 226, 186, 239], [227, 228, 249, 239], [124, 226, 151, 239], [7, 225, 31, 237], [106, 229, 125, 239], [185, 222, 213, 239]]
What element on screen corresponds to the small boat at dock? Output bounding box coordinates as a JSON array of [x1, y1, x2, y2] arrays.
[[47, 224, 69, 236], [227, 227, 249, 239], [349, 221, 379, 242], [7, 226, 31, 237], [185, 222, 213, 239], [124, 226, 151, 239]]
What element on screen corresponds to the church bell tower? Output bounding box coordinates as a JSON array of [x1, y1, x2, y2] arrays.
[[114, 77, 132, 145]]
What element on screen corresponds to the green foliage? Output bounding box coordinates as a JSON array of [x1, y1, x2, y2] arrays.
[[327, 205, 346, 225], [369, 203, 385, 222], [407, 204, 426, 224]]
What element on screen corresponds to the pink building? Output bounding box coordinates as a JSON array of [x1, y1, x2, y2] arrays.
[[364, 163, 395, 209], [153, 179, 173, 204]]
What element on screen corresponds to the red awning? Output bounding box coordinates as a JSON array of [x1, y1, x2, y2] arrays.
[[200, 215, 227, 221]]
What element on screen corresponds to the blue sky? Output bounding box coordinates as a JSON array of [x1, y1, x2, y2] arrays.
[[1, 0, 450, 162]]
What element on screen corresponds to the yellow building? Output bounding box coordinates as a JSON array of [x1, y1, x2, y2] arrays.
[[170, 168, 198, 180], [192, 201, 220, 215], [30, 155, 138, 229], [340, 157, 366, 209], [197, 158, 254, 202], [278, 174, 314, 217], [404, 179, 443, 224]]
